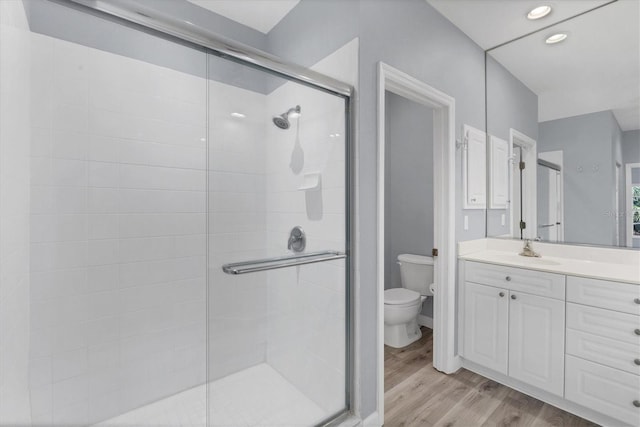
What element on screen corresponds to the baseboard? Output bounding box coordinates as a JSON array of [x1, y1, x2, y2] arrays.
[[417, 314, 433, 329], [362, 411, 380, 427]]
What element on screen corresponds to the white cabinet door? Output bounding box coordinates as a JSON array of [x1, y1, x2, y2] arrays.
[[463, 125, 487, 209], [489, 136, 509, 209], [508, 291, 565, 396], [463, 282, 509, 374]]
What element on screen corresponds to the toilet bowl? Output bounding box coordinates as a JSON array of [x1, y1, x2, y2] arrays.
[[384, 254, 434, 348]]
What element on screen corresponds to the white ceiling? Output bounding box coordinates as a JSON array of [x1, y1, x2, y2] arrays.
[[188, 0, 639, 131], [428, 0, 640, 131], [187, 0, 300, 34], [426, 0, 611, 50]]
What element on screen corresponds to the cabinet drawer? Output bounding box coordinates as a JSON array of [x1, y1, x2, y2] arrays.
[[565, 355, 640, 426], [567, 276, 640, 315], [566, 329, 640, 375], [465, 261, 565, 300], [567, 303, 640, 346]]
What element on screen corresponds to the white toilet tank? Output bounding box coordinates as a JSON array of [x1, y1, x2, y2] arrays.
[[398, 254, 434, 296]]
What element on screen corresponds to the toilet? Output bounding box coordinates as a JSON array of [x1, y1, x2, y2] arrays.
[[384, 254, 434, 348]]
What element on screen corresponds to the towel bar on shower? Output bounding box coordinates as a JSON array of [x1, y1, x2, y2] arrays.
[[222, 250, 346, 275]]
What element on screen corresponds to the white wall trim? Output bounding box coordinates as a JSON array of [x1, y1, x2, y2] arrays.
[[376, 62, 459, 425], [417, 314, 433, 329], [361, 411, 380, 427], [509, 129, 537, 239], [626, 162, 640, 247]]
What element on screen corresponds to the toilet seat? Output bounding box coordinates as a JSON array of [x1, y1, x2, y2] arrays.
[[384, 288, 420, 305]]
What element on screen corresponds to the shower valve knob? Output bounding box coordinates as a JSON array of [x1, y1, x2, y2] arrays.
[[287, 226, 306, 253]]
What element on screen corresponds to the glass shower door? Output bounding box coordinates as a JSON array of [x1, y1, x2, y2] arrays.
[[207, 53, 349, 426], [537, 161, 562, 242]]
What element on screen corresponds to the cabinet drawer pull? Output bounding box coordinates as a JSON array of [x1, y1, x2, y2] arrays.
[[634, 400, 640, 408], [634, 359, 640, 366], [499, 292, 505, 297], [635, 298, 640, 304], [511, 294, 517, 300], [505, 276, 512, 281], [635, 329, 640, 336]]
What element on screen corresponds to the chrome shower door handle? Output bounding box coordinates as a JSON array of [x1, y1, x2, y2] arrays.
[[222, 250, 346, 275]]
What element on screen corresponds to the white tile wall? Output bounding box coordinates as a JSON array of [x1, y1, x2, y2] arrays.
[[0, 1, 32, 423], [28, 33, 207, 425]]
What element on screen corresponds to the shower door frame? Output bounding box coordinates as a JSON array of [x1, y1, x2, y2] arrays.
[[59, 0, 356, 425]]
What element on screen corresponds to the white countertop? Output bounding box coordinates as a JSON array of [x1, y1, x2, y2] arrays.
[[458, 239, 640, 285]]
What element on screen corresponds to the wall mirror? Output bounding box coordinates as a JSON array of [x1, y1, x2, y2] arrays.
[[485, 0, 640, 248]]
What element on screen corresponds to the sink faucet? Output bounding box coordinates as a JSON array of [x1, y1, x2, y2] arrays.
[[519, 239, 541, 258]]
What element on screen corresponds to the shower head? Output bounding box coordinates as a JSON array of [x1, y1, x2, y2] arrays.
[[273, 105, 301, 130]]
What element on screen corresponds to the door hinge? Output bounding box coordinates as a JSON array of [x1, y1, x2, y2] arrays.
[[519, 221, 527, 230], [519, 161, 526, 171], [432, 248, 439, 257]]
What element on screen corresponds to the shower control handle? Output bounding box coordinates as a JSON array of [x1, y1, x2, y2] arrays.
[[288, 226, 306, 253]]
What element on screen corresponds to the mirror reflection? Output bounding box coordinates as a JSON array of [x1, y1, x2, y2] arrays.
[[485, 0, 640, 248]]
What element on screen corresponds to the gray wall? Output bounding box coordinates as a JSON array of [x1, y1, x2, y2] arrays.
[[384, 92, 434, 317], [622, 130, 640, 163], [485, 55, 538, 237], [538, 111, 619, 246]]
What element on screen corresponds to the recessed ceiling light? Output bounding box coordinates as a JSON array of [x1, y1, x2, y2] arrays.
[[545, 33, 568, 44], [527, 5, 551, 20], [230, 112, 246, 118]]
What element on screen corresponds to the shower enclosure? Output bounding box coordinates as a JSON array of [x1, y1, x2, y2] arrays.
[[0, 0, 352, 425]]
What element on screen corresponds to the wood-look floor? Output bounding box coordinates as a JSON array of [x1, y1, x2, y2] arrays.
[[384, 327, 597, 427]]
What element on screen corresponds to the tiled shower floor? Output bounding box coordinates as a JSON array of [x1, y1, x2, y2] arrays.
[[94, 364, 325, 427]]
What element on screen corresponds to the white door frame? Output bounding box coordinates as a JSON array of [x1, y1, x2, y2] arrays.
[[626, 163, 640, 247], [509, 129, 537, 239], [538, 150, 564, 243], [376, 62, 459, 424]]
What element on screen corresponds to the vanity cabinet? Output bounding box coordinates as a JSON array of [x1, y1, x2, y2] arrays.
[[462, 261, 565, 396], [459, 259, 640, 426]]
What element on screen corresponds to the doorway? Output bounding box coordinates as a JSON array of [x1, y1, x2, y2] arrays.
[[538, 151, 564, 242], [509, 129, 537, 239], [376, 62, 457, 424]]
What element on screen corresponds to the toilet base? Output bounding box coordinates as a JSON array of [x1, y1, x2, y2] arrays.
[[384, 317, 422, 348]]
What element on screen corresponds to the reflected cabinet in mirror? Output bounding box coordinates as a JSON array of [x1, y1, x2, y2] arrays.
[[485, 0, 640, 248]]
